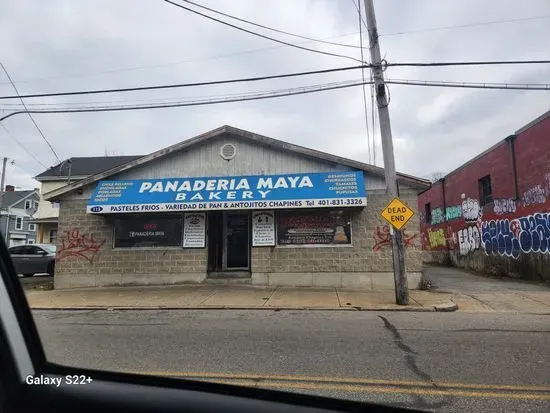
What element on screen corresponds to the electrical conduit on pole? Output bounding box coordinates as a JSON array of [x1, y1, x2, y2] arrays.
[[363, 0, 408, 304]]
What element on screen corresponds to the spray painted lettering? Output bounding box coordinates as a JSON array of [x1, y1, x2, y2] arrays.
[[481, 213, 550, 259], [522, 185, 546, 207], [431, 208, 444, 225], [493, 198, 517, 215], [446, 226, 458, 250], [372, 225, 417, 251], [457, 226, 480, 255], [427, 228, 446, 249], [462, 198, 482, 223], [56, 228, 106, 264], [445, 205, 462, 221]]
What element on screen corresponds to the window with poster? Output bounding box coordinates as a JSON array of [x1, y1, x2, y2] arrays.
[[113, 215, 183, 248], [276, 209, 352, 246]]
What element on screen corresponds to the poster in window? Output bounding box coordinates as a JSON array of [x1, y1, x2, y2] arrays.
[[277, 210, 351, 245], [114, 216, 183, 248], [183, 213, 206, 248], [252, 211, 275, 246]]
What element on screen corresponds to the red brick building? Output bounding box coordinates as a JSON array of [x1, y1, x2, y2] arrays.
[[418, 109, 550, 282]]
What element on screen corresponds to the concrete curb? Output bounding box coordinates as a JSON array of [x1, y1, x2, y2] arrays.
[[29, 305, 439, 312], [434, 300, 459, 312]]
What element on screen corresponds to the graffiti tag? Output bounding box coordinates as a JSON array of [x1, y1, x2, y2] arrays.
[[522, 185, 546, 207], [427, 228, 446, 249], [372, 225, 417, 251], [56, 228, 106, 264], [457, 226, 480, 256], [445, 205, 462, 221], [431, 208, 444, 225], [481, 213, 550, 259], [446, 226, 458, 250], [493, 198, 517, 215], [462, 198, 482, 223]]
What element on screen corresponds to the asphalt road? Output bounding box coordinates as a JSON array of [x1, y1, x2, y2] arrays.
[[32, 310, 549, 412]]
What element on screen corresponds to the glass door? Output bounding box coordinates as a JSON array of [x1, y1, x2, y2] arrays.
[[223, 212, 250, 270]]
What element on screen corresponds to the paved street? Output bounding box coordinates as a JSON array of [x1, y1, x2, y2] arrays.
[[32, 309, 549, 412]]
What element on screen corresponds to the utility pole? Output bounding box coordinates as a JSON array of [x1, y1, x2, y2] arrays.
[[0, 157, 7, 193], [363, 0, 408, 304]]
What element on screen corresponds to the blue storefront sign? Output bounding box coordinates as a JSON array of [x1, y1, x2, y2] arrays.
[[86, 171, 367, 214]]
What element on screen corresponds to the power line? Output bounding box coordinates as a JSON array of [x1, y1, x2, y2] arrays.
[[353, 0, 371, 164], [385, 59, 550, 68], [386, 79, 550, 90], [162, 0, 364, 64], [1, 78, 547, 123], [0, 123, 48, 169], [0, 63, 61, 163], [381, 14, 550, 37], [0, 64, 369, 100], [181, 0, 364, 50], [0, 79, 375, 122]]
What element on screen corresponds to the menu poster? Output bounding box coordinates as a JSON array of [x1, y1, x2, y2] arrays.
[[252, 211, 275, 247], [183, 212, 206, 248], [277, 210, 352, 245]]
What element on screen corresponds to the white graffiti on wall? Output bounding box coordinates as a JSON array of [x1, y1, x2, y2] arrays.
[[522, 185, 546, 207], [493, 198, 517, 215], [462, 198, 482, 223], [458, 225, 480, 256]]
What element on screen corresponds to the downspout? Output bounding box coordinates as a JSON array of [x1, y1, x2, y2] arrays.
[[4, 207, 9, 243], [439, 178, 446, 221], [505, 134, 519, 200]]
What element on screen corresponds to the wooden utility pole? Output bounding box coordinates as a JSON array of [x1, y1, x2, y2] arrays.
[[363, 0, 408, 304], [0, 157, 7, 193]]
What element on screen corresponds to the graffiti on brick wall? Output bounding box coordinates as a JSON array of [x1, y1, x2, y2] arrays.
[[372, 225, 417, 251], [445, 205, 462, 221], [56, 228, 106, 264], [481, 213, 550, 259], [446, 226, 458, 250], [462, 198, 482, 223], [521, 185, 546, 207], [431, 208, 444, 225], [427, 228, 446, 249], [493, 198, 517, 215], [457, 225, 480, 255]]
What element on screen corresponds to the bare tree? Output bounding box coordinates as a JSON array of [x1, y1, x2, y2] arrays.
[[428, 172, 446, 183], [104, 147, 121, 156]]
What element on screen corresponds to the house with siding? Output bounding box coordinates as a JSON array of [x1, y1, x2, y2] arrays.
[[418, 109, 550, 282], [0, 187, 40, 246], [31, 156, 143, 245]]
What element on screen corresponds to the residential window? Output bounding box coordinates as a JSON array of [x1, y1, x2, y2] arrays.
[[27, 239, 35, 244], [114, 215, 183, 248], [424, 203, 432, 224], [49, 229, 58, 244], [479, 175, 493, 206], [28, 223, 36, 231], [24, 200, 31, 209], [276, 209, 352, 246], [15, 217, 23, 230]]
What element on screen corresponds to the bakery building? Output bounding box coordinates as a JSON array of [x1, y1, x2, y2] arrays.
[[43, 126, 429, 289]]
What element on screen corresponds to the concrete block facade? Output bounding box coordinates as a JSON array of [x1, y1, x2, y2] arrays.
[[49, 126, 428, 290]]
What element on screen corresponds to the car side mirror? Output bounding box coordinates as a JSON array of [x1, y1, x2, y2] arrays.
[[39, 250, 48, 255]]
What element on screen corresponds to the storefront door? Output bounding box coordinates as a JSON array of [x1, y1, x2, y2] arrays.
[[223, 212, 250, 270]]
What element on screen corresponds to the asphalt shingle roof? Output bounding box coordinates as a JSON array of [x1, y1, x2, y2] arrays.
[[0, 190, 36, 208], [35, 156, 143, 180]]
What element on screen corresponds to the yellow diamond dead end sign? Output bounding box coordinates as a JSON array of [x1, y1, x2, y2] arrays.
[[381, 197, 415, 230]]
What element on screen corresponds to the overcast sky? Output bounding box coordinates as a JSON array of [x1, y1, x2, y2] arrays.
[[1, 0, 549, 189]]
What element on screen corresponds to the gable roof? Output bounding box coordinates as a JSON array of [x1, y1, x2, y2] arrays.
[[44, 125, 430, 201], [0, 190, 38, 209], [35, 156, 143, 181]]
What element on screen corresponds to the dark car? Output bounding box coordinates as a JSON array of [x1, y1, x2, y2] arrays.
[[8, 243, 56, 277]]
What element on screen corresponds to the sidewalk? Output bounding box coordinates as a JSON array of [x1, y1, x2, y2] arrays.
[[24, 284, 457, 312]]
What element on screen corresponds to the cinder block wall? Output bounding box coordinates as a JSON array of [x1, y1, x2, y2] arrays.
[[54, 200, 207, 289], [251, 189, 423, 274]]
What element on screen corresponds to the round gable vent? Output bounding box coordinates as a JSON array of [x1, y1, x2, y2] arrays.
[[220, 143, 236, 160]]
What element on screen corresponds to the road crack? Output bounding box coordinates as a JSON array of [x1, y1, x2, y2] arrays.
[[378, 315, 453, 410]]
